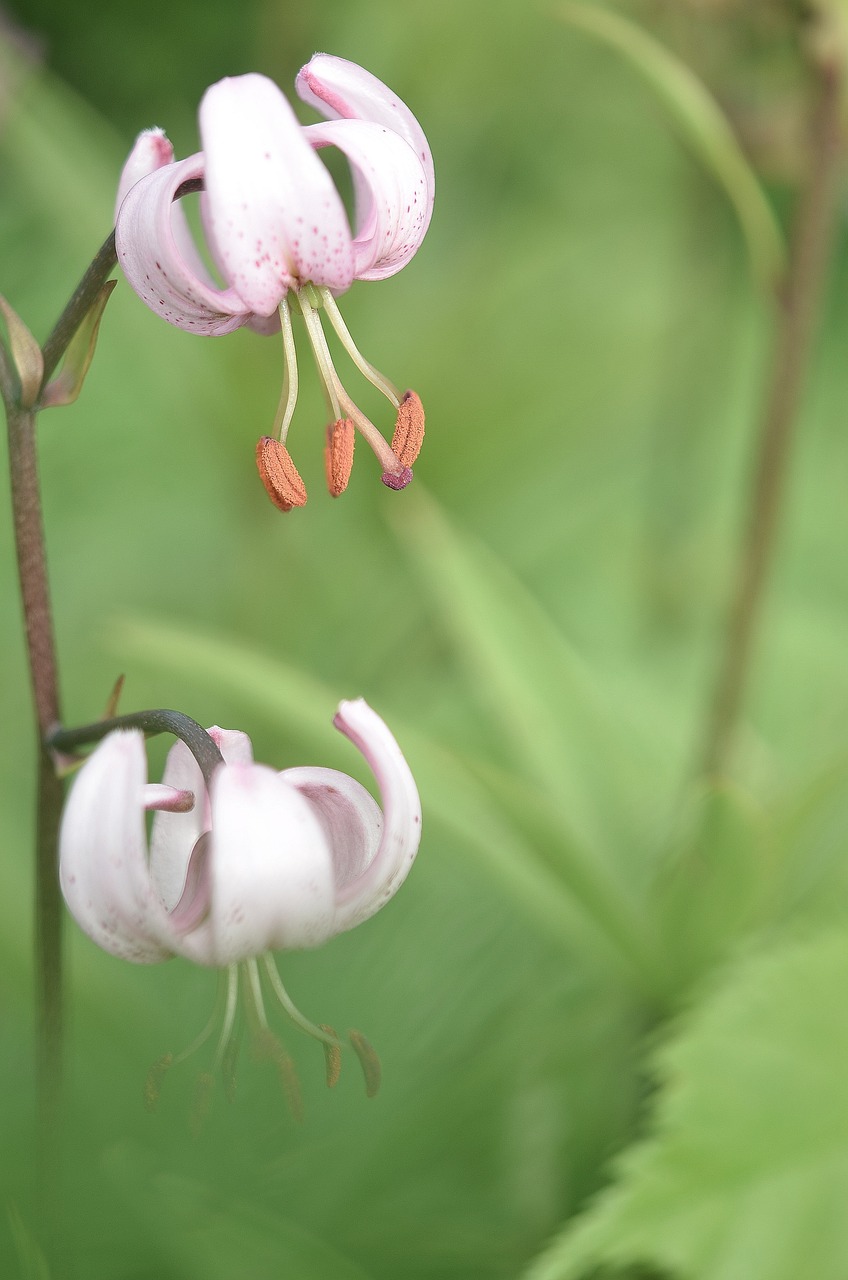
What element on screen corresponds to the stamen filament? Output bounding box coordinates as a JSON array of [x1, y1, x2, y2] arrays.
[[210, 964, 239, 1072], [296, 291, 342, 420], [296, 289, 409, 480], [262, 954, 340, 1048], [244, 957, 269, 1029], [316, 287, 401, 407], [171, 968, 228, 1066], [272, 298, 299, 444]]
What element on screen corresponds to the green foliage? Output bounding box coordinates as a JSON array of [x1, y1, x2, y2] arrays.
[[527, 930, 848, 1280]]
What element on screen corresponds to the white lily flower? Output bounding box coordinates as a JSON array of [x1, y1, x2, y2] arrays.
[[60, 698, 420, 965], [59, 699, 421, 1108]]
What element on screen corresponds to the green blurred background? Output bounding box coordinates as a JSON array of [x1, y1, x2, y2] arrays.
[[2, 1, 848, 1277]]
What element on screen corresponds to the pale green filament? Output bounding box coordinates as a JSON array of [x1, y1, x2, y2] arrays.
[[295, 290, 401, 473], [171, 967, 229, 1066], [295, 290, 342, 420], [243, 956, 269, 1029], [210, 964, 239, 1072], [262, 953, 340, 1049], [272, 298, 299, 444], [316, 287, 401, 407]]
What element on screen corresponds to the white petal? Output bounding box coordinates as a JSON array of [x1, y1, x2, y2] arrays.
[[149, 726, 253, 911], [115, 153, 254, 334], [307, 119, 430, 280], [59, 732, 174, 963], [281, 766, 382, 889], [175, 763, 337, 965], [329, 700, 421, 933], [199, 73, 355, 309], [296, 54, 435, 204]]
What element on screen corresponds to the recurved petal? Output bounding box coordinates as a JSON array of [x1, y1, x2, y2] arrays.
[[199, 73, 355, 311], [296, 54, 435, 203], [280, 767, 383, 890], [115, 127, 175, 219], [115, 153, 253, 335], [328, 700, 421, 933], [59, 732, 174, 963], [177, 763, 338, 966], [307, 120, 430, 280]]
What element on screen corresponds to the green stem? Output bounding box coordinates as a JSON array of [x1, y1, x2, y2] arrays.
[[699, 53, 844, 777], [40, 230, 117, 388]]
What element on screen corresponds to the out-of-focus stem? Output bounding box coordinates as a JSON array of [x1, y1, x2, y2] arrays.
[[700, 53, 844, 777], [3, 393, 64, 1218]]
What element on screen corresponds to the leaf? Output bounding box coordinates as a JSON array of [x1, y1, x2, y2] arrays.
[[557, 2, 785, 291], [0, 292, 43, 408], [39, 279, 116, 408], [525, 929, 848, 1280]]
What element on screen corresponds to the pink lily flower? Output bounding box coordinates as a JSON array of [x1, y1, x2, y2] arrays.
[[114, 55, 433, 507], [59, 699, 421, 1102]]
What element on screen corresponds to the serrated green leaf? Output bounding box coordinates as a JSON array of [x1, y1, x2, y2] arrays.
[[557, 1, 785, 291], [526, 930, 848, 1280]]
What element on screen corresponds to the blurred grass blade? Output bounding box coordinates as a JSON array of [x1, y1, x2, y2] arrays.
[[387, 489, 659, 983], [558, 1, 786, 290], [113, 618, 657, 987], [388, 488, 625, 854]]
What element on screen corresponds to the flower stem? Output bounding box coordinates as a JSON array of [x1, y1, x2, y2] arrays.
[[1, 384, 64, 1223], [699, 51, 844, 778], [40, 230, 117, 387], [49, 709, 226, 787], [1, 229, 119, 1233]]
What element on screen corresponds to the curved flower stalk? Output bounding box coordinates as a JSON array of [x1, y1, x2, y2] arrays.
[[59, 699, 421, 1111], [114, 55, 433, 508]]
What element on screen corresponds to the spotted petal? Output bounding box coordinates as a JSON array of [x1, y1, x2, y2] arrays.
[[116, 153, 253, 335], [296, 53, 435, 204], [198, 73, 355, 312], [308, 119, 430, 280], [59, 732, 173, 963]]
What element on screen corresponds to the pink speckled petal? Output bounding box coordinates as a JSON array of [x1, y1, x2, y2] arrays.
[[175, 763, 337, 966], [59, 732, 174, 963], [307, 119, 430, 280], [115, 152, 253, 335], [199, 73, 355, 310], [296, 54, 434, 206], [327, 699, 421, 933]]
